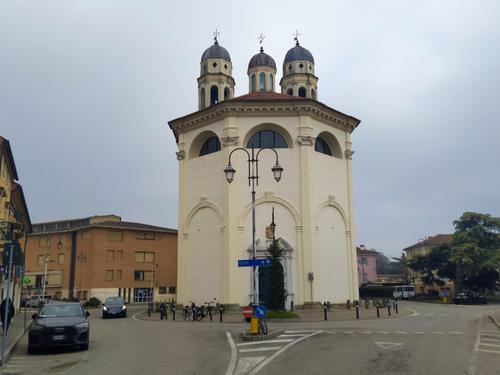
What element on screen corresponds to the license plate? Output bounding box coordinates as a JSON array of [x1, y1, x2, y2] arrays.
[[52, 335, 65, 340]]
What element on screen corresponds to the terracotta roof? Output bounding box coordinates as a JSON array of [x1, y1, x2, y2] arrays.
[[229, 92, 307, 102], [93, 221, 177, 234], [403, 234, 453, 251], [356, 247, 378, 255]]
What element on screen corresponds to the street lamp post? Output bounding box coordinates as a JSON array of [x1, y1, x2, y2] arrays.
[[224, 146, 283, 305]]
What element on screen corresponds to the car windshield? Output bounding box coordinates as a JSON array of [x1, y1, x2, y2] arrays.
[[105, 297, 124, 306], [39, 304, 83, 318]]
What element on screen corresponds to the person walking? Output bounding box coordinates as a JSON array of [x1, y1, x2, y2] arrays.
[[0, 298, 14, 333], [159, 302, 167, 320]]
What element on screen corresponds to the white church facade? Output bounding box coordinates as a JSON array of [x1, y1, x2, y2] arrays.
[[168, 36, 361, 309]]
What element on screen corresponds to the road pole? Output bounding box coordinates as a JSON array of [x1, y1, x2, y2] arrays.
[[1, 244, 14, 366]]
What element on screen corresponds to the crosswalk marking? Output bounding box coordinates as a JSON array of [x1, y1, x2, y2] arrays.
[[477, 348, 500, 355], [375, 331, 390, 334], [449, 331, 462, 334], [414, 332, 425, 334], [284, 330, 316, 334], [480, 343, 500, 348], [278, 334, 309, 337], [483, 338, 500, 342], [237, 339, 293, 347], [395, 331, 408, 334], [240, 346, 282, 353]]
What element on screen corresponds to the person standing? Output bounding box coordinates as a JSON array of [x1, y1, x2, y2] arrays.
[[0, 298, 14, 332], [159, 302, 167, 320]]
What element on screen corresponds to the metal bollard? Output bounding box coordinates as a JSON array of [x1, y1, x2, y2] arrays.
[[346, 299, 351, 310], [209, 307, 213, 322], [395, 302, 399, 314], [376, 305, 380, 318], [173, 306, 176, 321], [365, 299, 369, 309], [387, 304, 391, 316], [148, 304, 151, 317], [323, 302, 328, 321], [355, 304, 359, 319], [193, 307, 197, 321], [219, 306, 223, 322]]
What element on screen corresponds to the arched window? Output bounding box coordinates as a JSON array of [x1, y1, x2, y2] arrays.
[[224, 87, 230, 100], [259, 72, 266, 91], [200, 88, 205, 109], [269, 74, 274, 91], [247, 130, 288, 148], [210, 85, 218, 106], [251, 74, 256, 92], [298, 87, 306, 98], [286, 88, 293, 95], [315, 137, 332, 156], [199, 137, 221, 156]]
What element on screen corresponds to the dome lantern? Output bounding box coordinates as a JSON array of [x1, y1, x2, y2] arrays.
[[247, 34, 277, 93]]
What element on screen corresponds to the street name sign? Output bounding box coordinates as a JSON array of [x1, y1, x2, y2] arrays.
[[237, 259, 272, 267]]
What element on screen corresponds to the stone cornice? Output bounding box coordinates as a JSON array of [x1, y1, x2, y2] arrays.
[[168, 100, 361, 142]]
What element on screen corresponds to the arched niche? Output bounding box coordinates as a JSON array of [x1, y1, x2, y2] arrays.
[[188, 130, 222, 159], [243, 123, 294, 150], [315, 131, 343, 159]]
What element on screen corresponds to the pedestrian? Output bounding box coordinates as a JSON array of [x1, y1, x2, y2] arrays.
[[160, 302, 167, 320], [0, 298, 14, 333]]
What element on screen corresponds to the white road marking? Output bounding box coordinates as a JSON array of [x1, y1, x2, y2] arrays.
[[395, 331, 408, 334], [235, 357, 266, 375], [479, 343, 500, 348], [468, 315, 482, 375], [359, 331, 372, 334], [432, 332, 445, 334], [477, 349, 500, 355], [284, 330, 316, 334], [225, 332, 237, 375], [240, 346, 282, 353], [342, 331, 353, 334], [278, 334, 309, 337], [483, 338, 500, 342], [375, 331, 390, 334], [375, 341, 404, 350], [414, 332, 425, 334], [247, 331, 321, 375], [237, 339, 293, 347], [449, 331, 463, 334]]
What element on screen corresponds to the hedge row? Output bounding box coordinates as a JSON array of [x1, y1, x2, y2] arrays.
[[359, 286, 393, 298]]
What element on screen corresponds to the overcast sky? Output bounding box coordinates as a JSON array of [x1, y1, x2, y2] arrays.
[[1, 1, 499, 258]]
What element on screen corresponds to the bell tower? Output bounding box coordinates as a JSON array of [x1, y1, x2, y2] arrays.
[[198, 31, 235, 110]]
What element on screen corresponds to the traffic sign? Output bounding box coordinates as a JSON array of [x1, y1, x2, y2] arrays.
[[237, 259, 272, 267], [255, 304, 267, 318], [242, 305, 254, 318]]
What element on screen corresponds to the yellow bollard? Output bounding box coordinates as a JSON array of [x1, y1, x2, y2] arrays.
[[443, 296, 448, 304], [250, 317, 259, 334]]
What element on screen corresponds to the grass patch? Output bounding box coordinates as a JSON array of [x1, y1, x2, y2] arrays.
[[266, 310, 299, 319]]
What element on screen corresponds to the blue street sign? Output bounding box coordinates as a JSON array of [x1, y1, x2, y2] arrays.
[[237, 259, 272, 267], [255, 304, 267, 318]]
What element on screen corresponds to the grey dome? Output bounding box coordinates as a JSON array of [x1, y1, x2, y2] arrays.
[[283, 43, 314, 64], [248, 49, 277, 71], [201, 42, 231, 62]]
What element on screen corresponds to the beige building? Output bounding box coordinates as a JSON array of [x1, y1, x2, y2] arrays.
[[0, 136, 32, 309], [25, 215, 177, 303], [403, 234, 455, 296], [169, 36, 361, 308]]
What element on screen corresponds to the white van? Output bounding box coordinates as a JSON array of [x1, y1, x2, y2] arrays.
[[393, 285, 415, 299]]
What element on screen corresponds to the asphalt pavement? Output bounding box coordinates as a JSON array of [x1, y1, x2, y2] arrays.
[[1, 302, 498, 375]]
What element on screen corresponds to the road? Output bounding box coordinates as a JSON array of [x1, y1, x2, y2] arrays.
[[1, 302, 499, 375]]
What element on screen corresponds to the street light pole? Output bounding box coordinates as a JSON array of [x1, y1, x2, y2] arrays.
[[224, 146, 283, 305]]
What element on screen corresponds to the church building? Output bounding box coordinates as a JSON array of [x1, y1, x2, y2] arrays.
[[168, 35, 361, 309]]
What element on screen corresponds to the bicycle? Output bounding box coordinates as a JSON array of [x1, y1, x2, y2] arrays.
[[182, 302, 196, 320], [196, 300, 215, 321], [250, 303, 268, 335]]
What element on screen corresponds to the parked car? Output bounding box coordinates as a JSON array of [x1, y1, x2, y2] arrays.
[[28, 302, 90, 354], [28, 295, 56, 308], [102, 296, 127, 318], [453, 292, 487, 305]]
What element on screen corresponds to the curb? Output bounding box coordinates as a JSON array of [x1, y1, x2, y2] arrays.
[[2, 322, 31, 365], [239, 329, 283, 342], [488, 314, 500, 329]]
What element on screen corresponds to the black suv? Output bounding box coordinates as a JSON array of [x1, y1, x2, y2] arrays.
[[28, 302, 90, 354]]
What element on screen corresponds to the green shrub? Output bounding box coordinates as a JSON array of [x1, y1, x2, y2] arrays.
[[266, 310, 299, 319], [84, 297, 102, 308]]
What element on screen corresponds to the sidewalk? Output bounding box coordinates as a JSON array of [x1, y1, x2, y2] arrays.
[[489, 309, 500, 328], [136, 305, 412, 323], [0, 311, 31, 364]]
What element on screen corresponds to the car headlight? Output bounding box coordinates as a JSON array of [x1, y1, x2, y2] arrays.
[[121, 305, 127, 310], [103, 306, 107, 311], [75, 322, 89, 329], [31, 324, 44, 331]]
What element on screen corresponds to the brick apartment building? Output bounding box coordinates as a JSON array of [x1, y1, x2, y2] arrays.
[[24, 215, 177, 303]]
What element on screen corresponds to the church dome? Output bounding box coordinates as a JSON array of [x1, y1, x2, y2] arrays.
[[283, 43, 314, 64], [201, 42, 231, 62], [248, 49, 277, 71]]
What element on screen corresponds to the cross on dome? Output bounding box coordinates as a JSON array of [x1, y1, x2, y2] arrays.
[[258, 33, 265, 53], [213, 29, 220, 45], [294, 30, 301, 46]]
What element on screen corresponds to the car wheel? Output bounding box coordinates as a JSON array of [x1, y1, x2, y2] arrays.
[[80, 343, 89, 351]]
